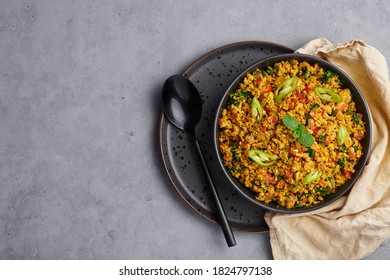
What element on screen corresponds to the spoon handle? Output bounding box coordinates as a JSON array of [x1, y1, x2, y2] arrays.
[[193, 137, 236, 247]]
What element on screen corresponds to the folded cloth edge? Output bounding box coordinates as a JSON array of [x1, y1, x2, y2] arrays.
[[264, 38, 390, 260]]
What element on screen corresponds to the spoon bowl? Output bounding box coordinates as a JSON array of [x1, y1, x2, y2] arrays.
[[162, 75, 202, 132], [162, 75, 236, 247]]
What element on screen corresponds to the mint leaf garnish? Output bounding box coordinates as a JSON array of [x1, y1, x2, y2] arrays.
[[282, 114, 314, 147], [297, 124, 306, 134], [282, 115, 299, 131], [299, 131, 314, 147]]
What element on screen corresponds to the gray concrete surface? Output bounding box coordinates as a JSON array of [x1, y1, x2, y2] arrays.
[[0, 0, 389, 259]]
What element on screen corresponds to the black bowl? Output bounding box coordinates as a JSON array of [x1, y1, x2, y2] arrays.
[[213, 53, 372, 214]]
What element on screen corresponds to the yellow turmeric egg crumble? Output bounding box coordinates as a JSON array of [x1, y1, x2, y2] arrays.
[[218, 60, 366, 208]]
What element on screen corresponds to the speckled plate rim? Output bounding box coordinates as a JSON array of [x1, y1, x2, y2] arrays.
[[159, 40, 294, 233]]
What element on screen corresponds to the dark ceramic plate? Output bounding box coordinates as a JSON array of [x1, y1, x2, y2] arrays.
[[159, 41, 293, 232], [213, 53, 372, 214]]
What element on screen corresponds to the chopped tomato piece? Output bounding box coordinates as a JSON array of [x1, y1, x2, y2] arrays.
[[288, 97, 297, 110], [297, 92, 305, 100], [291, 149, 303, 157], [355, 132, 364, 140], [303, 85, 311, 93], [343, 170, 352, 179], [348, 147, 356, 160], [264, 84, 272, 93], [311, 126, 319, 134], [267, 116, 276, 124], [285, 169, 294, 179], [264, 172, 277, 184], [338, 102, 348, 111], [324, 140, 330, 146], [254, 78, 262, 85]]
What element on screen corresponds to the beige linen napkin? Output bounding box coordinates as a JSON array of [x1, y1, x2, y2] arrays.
[[264, 38, 390, 260]]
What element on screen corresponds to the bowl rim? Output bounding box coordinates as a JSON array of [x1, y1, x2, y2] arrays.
[[213, 53, 372, 214]]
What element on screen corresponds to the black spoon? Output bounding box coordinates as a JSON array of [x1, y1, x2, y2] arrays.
[[162, 75, 236, 247]]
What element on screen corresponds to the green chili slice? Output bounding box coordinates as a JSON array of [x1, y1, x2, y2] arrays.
[[337, 125, 348, 145], [313, 87, 342, 103], [275, 76, 298, 102], [251, 97, 263, 121], [248, 149, 277, 166], [302, 170, 322, 184]]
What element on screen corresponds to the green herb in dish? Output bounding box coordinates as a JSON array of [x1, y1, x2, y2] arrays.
[[352, 113, 360, 124], [282, 114, 299, 131], [322, 69, 337, 84], [299, 130, 315, 147]]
